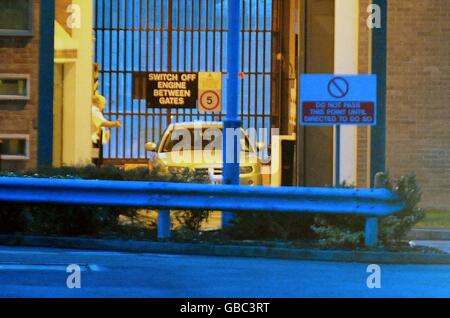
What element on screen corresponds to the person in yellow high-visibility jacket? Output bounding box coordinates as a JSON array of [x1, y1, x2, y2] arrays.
[[91, 95, 121, 145]]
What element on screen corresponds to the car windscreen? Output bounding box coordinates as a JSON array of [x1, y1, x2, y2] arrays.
[[161, 127, 253, 153]]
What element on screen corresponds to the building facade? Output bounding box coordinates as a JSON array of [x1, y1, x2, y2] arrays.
[[0, 0, 40, 170], [355, 0, 450, 207], [0, 0, 449, 208]]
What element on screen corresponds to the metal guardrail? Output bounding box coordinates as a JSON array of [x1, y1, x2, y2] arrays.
[[0, 175, 405, 247]]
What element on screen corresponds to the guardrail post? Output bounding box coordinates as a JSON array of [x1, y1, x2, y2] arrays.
[[365, 172, 387, 247], [157, 210, 171, 240], [365, 217, 378, 247], [374, 172, 388, 189]]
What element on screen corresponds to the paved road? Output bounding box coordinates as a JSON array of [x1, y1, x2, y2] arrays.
[[0, 246, 449, 298]]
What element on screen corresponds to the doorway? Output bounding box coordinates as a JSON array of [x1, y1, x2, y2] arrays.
[[296, 0, 335, 187], [53, 64, 64, 167]]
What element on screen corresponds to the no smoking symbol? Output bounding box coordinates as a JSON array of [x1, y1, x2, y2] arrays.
[[200, 90, 220, 111], [328, 77, 349, 99]]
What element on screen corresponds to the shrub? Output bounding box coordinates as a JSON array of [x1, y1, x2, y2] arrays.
[[310, 215, 365, 248], [379, 175, 425, 243], [225, 212, 316, 241], [0, 165, 209, 236], [311, 174, 425, 248], [174, 210, 210, 233], [0, 204, 29, 233]]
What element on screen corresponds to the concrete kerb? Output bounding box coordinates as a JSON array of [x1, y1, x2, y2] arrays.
[[407, 229, 450, 241], [0, 235, 449, 265]]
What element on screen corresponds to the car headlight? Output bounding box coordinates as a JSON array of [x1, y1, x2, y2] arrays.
[[240, 166, 254, 174], [168, 167, 190, 175]]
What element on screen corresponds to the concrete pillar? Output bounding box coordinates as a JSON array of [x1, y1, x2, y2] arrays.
[[334, 0, 359, 185], [69, 0, 93, 166]]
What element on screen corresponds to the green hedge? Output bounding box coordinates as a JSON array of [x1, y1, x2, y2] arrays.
[[226, 174, 425, 248], [311, 174, 425, 248], [0, 167, 425, 248], [0, 165, 209, 236]]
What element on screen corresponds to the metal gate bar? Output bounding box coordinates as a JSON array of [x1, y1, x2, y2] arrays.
[[94, 0, 276, 163]]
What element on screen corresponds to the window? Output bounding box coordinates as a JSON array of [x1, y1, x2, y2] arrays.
[[0, 134, 29, 160], [0, 74, 30, 100], [0, 0, 33, 36]]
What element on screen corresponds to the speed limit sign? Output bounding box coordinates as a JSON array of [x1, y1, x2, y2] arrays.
[[198, 72, 222, 112], [200, 91, 220, 112]]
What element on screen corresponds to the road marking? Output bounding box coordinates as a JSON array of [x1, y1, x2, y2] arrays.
[[0, 263, 101, 272], [0, 248, 127, 257], [87, 264, 101, 272], [0, 264, 79, 271], [0, 249, 59, 255], [66, 251, 129, 256], [0, 248, 185, 260]]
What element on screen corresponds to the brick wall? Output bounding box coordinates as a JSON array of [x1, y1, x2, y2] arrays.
[[386, 0, 450, 208], [357, 0, 450, 207], [0, 0, 40, 170], [357, 0, 371, 188]]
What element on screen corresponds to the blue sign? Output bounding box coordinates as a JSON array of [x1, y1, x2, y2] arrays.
[[299, 74, 377, 126]]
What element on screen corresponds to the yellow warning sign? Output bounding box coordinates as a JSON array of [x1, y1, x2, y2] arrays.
[[198, 72, 222, 113]]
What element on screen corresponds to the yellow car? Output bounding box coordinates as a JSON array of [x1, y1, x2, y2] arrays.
[[145, 121, 263, 186]]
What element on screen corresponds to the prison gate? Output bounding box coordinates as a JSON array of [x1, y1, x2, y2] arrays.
[[94, 0, 280, 164]]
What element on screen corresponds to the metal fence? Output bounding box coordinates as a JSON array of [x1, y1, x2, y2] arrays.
[[94, 0, 277, 164], [0, 176, 406, 247]]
